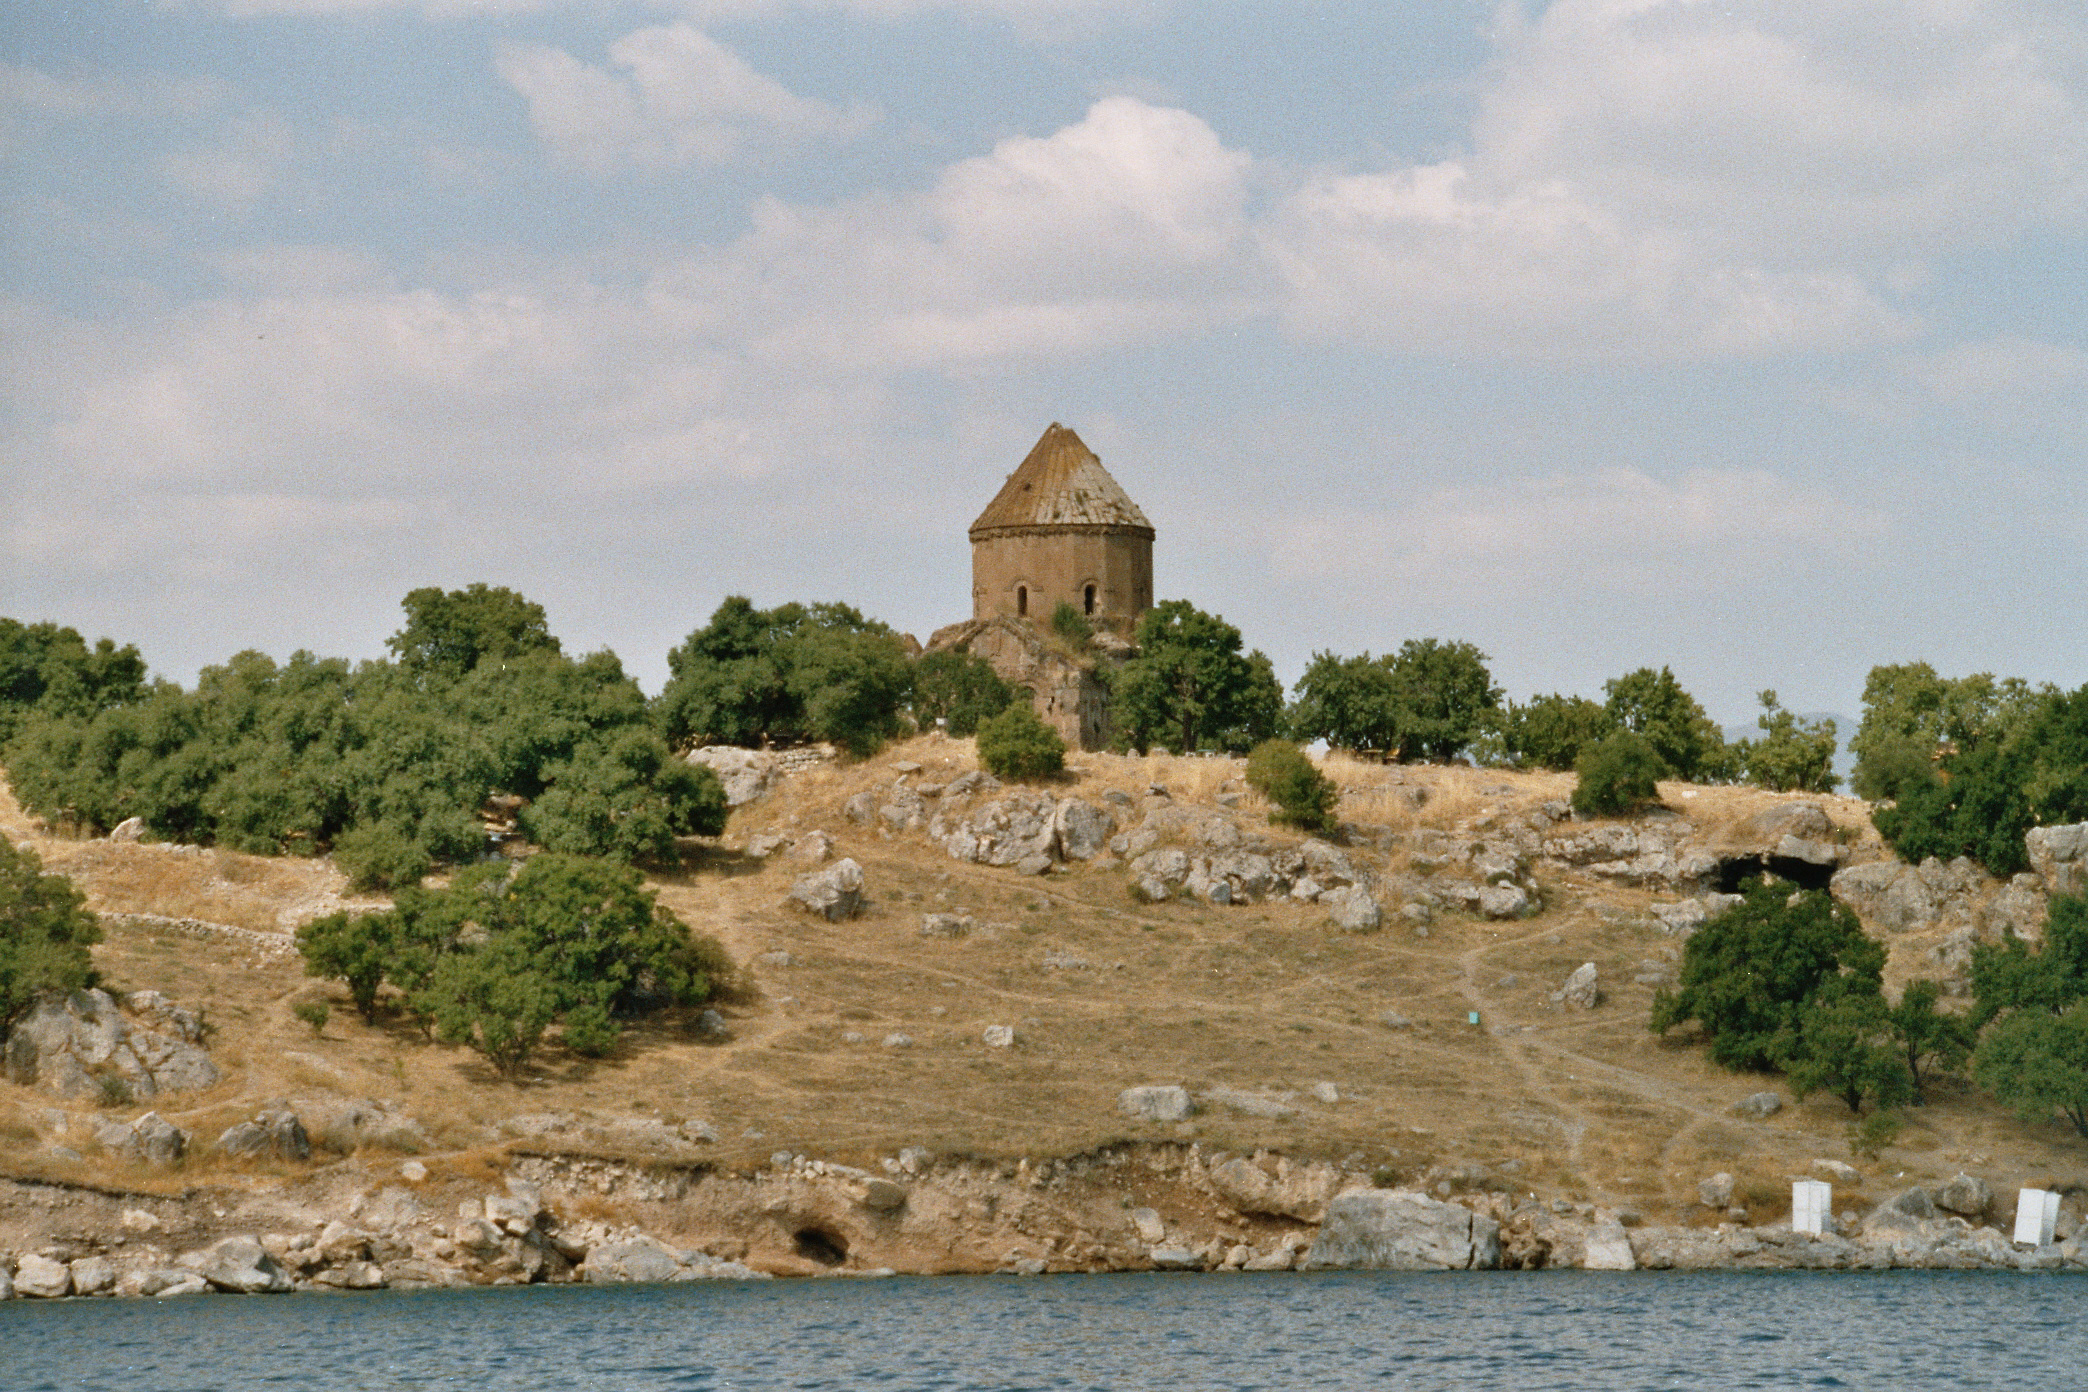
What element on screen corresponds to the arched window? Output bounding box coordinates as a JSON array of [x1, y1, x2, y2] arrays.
[[1083, 584, 1096, 616], [1016, 585, 1028, 617]]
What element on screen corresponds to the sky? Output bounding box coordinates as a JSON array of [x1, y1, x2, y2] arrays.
[[3, 0, 2083, 728]]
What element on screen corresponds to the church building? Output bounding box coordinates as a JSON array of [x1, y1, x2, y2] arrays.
[[927, 423, 1153, 751], [968, 423, 1154, 633]]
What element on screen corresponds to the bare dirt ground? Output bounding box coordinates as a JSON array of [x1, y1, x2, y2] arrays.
[[5, 740, 2081, 1228]]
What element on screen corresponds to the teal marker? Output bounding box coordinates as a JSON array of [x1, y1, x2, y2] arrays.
[[1468, 1011, 1481, 1027]]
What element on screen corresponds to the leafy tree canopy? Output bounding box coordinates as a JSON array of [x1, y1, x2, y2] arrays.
[[1602, 666, 1733, 783], [1736, 689, 1839, 794], [1781, 977, 1912, 1114], [655, 597, 912, 756], [4, 591, 722, 889], [1498, 693, 1614, 772], [1972, 1001, 2088, 1137], [1571, 730, 1666, 817], [1244, 739, 1338, 833], [1287, 639, 1500, 763], [0, 618, 149, 744], [387, 584, 561, 680], [0, 840, 102, 1033], [1849, 662, 2054, 802], [1112, 601, 1282, 755], [910, 651, 1015, 739], [1650, 880, 1884, 1072], [296, 854, 731, 1075]]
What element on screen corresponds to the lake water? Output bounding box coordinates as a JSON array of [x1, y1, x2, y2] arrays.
[[2, 1270, 2081, 1391]]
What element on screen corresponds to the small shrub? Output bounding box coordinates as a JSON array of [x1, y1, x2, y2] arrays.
[[96, 1073, 134, 1108], [1571, 731, 1665, 816], [976, 701, 1065, 781], [293, 1001, 330, 1038], [1847, 1110, 1905, 1161], [1244, 739, 1338, 833], [1049, 601, 1094, 648]]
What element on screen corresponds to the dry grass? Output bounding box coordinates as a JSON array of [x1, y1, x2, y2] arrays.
[[4, 748, 2081, 1227]]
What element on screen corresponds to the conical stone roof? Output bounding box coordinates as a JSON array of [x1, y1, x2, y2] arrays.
[[968, 424, 1155, 540]]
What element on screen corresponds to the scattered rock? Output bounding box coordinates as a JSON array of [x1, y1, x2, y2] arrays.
[[1698, 1173, 1734, 1209], [981, 1025, 1015, 1048], [1310, 1081, 1339, 1104], [1321, 884, 1381, 933], [919, 912, 972, 938], [1117, 1085, 1195, 1122], [1202, 1085, 1296, 1119], [1380, 1010, 1412, 1029], [789, 831, 835, 864], [1733, 1092, 1784, 1119], [1053, 799, 1117, 860], [1552, 963, 1599, 1009], [1477, 883, 1531, 920], [177, 1236, 293, 1294], [69, 1256, 116, 1295], [1810, 1159, 1861, 1183], [109, 816, 147, 843], [1130, 1208, 1167, 1244], [217, 1108, 309, 1162], [790, 858, 865, 921]]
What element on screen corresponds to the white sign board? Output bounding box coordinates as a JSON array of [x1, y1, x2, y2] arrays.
[[2013, 1188, 2060, 1247], [1792, 1179, 1832, 1236]]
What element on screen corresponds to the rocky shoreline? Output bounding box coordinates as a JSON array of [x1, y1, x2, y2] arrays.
[[4, 1141, 2082, 1301]]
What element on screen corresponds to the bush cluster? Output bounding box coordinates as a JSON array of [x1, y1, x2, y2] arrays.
[[976, 702, 1065, 781], [1570, 731, 1666, 816], [1288, 639, 1500, 763], [296, 853, 731, 1076], [0, 840, 102, 1033], [1244, 740, 1338, 833]]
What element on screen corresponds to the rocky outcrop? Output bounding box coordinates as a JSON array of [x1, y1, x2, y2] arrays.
[[1552, 963, 1599, 1009], [1206, 1157, 1345, 1222], [177, 1236, 294, 1294], [94, 1110, 189, 1166], [3, 988, 219, 1100], [938, 793, 1116, 875], [1303, 1190, 1501, 1270]]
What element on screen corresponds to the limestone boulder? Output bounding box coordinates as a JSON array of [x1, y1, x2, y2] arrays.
[[1477, 883, 1531, 920], [942, 791, 1060, 868], [1552, 963, 1599, 1009], [69, 1256, 116, 1295], [2026, 822, 2088, 896], [1117, 1085, 1195, 1123], [1202, 1085, 1295, 1119], [178, 1236, 293, 1294], [1302, 1190, 1501, 1270], [685, 747, 778, 807], [1053, 799, 1116, 860], [790, 858, 864, 921], [13, 1253, 72, 1298], [1581, 1221, 1636, 1270], [581, 1237, 683, 1284], [1321, 884, 1381, 933], [1741, 802, 1833, 846], [1698, 1173, 1735, 1209], [1933, 1172, 1993, 1218], [1733, 1091, 1783, 1118], [217, 1108, 309, 1162], [109, 816, 147, 842]]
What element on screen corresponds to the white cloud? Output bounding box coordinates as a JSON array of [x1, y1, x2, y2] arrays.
[[647, 95, 1254, 366], [156, 112, 294, 211], [1269, 467, 1893, 602], [496, 23, 872, 170], [1262, 0, 2086, 359]]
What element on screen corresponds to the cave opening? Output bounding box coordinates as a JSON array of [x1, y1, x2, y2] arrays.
[[1711, 854, 1838, 894], [792, 1227, 849, 1266]]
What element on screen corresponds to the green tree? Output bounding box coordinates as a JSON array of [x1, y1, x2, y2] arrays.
[[656, 598, 911, 756], [1885, 978, 1975, 1104], [1849, 662, 2055, 802], [1738, 690, 1839, 793], [387, 584, 561, 681], [518, 728, 728, 863], [0, 840, 102, 1033], [1971, 1002, 2088, 1137], [910, 651, 1015, 738], [1602, 666, 1730, 782], [1571, 731, 1666, 816], [295, 911, 396, 1023], [1969, 892, 2088, 1025], [1287, 641, 1500, 762], [1651, 881, 1885, 1072], [0, 619, 148, 743], [1112, 601, 1282, 755], [976, 702, 1065, 781], [1244, 740, 1339, 833], [1498, 693, 1615, 772], [1782, 979, 1913, 1113]]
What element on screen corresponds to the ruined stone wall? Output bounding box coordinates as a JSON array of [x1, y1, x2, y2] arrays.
[[924, 616, 1114, 751], [971, 527, 1151, 632]]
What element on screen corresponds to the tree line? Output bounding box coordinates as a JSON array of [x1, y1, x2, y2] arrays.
[[5, 592, 2085, 888]]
